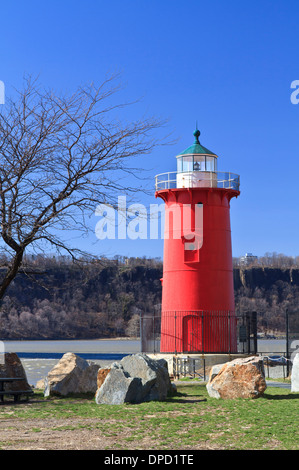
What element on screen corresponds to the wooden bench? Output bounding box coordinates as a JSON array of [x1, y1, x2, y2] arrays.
[[0, 377, 34, 403], [0, 389, 34, 402]]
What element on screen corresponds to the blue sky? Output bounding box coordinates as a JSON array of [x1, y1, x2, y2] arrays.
[[1, 0, 299, 260]]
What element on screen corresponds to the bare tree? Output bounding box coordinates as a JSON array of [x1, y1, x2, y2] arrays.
[[0, 75, 165, 300]]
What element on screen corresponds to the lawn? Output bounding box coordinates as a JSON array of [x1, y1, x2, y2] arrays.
[[0, 382, 298, 450]]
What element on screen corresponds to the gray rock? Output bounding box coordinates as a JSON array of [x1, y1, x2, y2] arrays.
[[78, 363, 100, 394], [120, 353, 172, 402], [95, 366, 142, 404], [291, 353, 299, 392], [95, 353, 173, 405]]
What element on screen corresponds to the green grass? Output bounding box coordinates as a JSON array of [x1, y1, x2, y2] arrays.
[[266, 377, 291, 383], [0, 383, 298, 450]]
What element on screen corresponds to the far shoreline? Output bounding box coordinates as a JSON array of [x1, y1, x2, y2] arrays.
[[1, 336, 140, 342]]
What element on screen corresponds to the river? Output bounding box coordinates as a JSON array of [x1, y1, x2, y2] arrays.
[[2, 339, 141, 387], [1, 338, 298, 387]]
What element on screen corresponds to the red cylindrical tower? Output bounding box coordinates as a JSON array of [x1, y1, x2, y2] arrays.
[[155, 129, 240, 353]]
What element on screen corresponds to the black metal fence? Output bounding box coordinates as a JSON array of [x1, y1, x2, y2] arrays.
[[140, 310, 257, 355]]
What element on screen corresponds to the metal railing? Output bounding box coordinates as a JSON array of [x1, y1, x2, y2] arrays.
[[155, 171, 240, 191], [140, 310, 257, 355]]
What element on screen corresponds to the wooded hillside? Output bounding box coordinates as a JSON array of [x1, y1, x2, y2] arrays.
[[0, 255, 298, 339]]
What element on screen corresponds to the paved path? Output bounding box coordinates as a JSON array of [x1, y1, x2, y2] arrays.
[[266, 381, 291, 389]]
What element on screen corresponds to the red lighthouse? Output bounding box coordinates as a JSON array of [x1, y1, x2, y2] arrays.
[[155, 129, 240, 354]]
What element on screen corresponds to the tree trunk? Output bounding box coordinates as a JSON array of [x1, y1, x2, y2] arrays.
[[0, 249, 24, 300]]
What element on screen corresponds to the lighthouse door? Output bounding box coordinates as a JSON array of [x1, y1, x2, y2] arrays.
[[182, 315, 202, 352]]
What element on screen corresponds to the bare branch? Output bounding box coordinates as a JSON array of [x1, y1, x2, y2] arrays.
[[0, 74, 168, 299]]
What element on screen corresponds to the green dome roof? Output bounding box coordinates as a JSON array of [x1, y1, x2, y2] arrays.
[[177, 129, 217, 157]]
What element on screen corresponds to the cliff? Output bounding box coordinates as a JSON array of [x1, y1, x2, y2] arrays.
[[233, 267, 299, 290]]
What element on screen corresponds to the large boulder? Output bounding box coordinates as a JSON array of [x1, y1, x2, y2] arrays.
[[291, 353, 299, 392], [0, 352, 32, 391], [120, 353, 172, 401], [95, 363, 142, 405], [44, 352, 99, 397], [95, 353, 173, 405], [206, 356, 267, 399]]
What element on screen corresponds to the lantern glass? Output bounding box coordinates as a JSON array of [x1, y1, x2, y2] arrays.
[[182, 156, 193, 173]]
